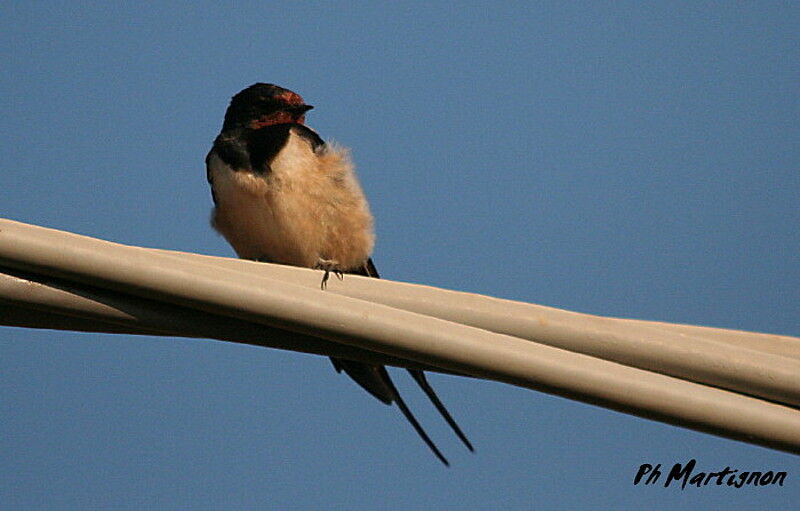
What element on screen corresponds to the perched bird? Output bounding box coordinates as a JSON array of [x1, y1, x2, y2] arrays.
[[206, 83, 472, 465]]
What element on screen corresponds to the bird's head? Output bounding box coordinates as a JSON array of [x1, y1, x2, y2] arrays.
[[221, 83, 313, 131]]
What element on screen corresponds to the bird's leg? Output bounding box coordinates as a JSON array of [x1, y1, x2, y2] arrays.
[[315, 259, 343, 290]]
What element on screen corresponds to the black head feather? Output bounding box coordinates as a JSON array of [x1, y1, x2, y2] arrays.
[[221, 83, 313, 131]]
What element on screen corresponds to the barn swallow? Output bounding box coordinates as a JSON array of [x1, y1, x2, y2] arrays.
[[206, 83, 472, 465]]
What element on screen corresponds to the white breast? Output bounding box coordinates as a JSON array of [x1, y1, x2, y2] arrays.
[[208, 129, 375, 270]]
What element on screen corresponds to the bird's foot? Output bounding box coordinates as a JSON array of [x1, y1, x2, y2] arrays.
[[315, 259, 343, 290]]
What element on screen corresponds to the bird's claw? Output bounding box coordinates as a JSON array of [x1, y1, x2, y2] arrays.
[[316, 259, 343, 290]]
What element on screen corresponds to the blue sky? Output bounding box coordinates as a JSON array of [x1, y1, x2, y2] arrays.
[[1, 2, 798, 509]]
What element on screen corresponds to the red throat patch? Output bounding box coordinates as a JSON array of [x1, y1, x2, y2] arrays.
[[248, 90, 308, 129], [249, 111, 305, 129]]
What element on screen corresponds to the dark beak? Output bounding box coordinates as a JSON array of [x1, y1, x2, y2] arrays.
[[294, 104, 314, 113]]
